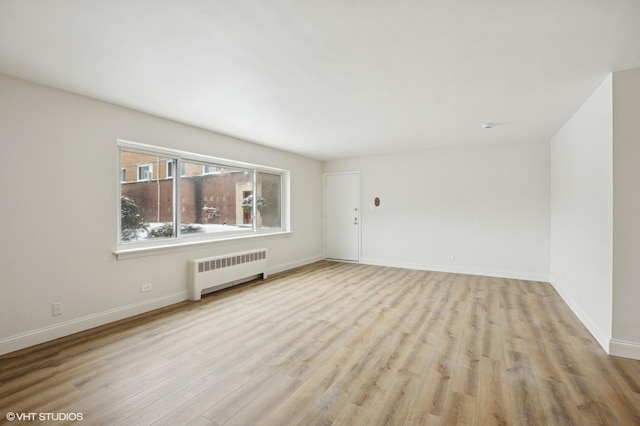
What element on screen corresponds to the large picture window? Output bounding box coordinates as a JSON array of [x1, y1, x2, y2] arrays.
[[118, 140, 288, 251]]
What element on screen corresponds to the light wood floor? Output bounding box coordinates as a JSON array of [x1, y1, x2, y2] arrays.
[[1, 261, 640, 425]]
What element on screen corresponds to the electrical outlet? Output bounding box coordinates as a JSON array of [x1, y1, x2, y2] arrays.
[[446, 255, 456, 261], [52, 302, 63, 316], [141, 284, 152, 293]]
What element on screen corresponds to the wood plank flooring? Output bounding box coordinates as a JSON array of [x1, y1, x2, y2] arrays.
[[1, 261, 639, 425]]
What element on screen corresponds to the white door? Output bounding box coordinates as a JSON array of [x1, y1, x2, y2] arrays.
[[325, 172, 360, 262]]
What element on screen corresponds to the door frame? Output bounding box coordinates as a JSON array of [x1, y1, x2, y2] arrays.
[[323, 171, 361, 262]]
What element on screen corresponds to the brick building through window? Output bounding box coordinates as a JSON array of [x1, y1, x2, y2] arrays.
[[120, 151, 281, 238]]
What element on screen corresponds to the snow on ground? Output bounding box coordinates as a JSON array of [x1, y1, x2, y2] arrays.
[[136, 222, 247, 239]]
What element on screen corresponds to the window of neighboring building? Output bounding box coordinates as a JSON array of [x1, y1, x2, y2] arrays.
[[166, 161, 174, 178], [137, 163, 153, 181], [117, 140, 289, 251], [203, 165, 225, 174]]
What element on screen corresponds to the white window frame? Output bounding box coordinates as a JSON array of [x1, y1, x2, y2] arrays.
[[116, 140, 290, 259]]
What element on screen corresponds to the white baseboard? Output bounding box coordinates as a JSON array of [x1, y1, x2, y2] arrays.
[[267, 254, 324, 275], [609, 339, 640, 360], [359, 257, 550, 282], [0, 254, 325, 356], [548, 280, 611, 353], [356, 260, 640, 361], [0, 292, 187, 356]]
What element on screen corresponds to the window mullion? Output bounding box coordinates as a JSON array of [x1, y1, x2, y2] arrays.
[[174, 159, 180, 238], [252, 170, 257, 232]]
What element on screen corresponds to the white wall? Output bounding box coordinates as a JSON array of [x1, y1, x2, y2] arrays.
[[549, 75, 613, 351], [324, 141, 550, 281], [0, 74, 324, 355], [612, 68, 640, 356]]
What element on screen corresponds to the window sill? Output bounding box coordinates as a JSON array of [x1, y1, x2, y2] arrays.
[[114, 231, 292, 260]]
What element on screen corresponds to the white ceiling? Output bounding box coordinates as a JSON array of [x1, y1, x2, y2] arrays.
[[1, 1, 639, 160]]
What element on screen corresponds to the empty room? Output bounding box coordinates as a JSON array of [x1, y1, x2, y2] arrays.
[[1, 1, 640, 424]]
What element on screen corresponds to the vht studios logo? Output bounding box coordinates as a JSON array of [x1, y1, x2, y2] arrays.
[[5, 412, 84, 422]]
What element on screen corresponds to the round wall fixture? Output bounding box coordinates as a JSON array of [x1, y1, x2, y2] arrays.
[[374, 197, 380, 207]]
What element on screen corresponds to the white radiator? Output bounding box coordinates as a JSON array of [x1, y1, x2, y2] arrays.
[[187, 249, 268, 301]]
